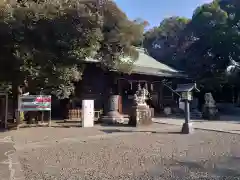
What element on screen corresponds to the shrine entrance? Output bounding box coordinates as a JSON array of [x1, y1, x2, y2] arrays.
[[116, 77, 181, 116], [0, 91, 8, 129], [117, 78, 154, 115]]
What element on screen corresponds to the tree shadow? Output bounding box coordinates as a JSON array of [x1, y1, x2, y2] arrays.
[[100, 128, 182, 135], [100, 123, 131, 127], [50, 124, 82, 128], [3, 120, 82, 130], [0, 128, 8, 133], [174, 156, 240, 178]]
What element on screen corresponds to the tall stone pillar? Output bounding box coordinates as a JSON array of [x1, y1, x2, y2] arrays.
[[109, 95, 119, 112], [101, 95, 125, 124]]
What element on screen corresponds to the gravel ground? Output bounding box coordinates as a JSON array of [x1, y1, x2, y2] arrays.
[[3, 124, 240, 180]]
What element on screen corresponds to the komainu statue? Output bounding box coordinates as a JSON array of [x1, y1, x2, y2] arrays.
[[129, 84, 152, 126], [202, 93, 219, 120], [133, 83, 151, 106]]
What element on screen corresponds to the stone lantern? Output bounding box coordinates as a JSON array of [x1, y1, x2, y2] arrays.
[[175, 83, 199, 134]]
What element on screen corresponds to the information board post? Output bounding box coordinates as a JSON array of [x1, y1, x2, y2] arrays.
[[17, 95, 21, 129], [41, 111, 44, 124], [18, 95, 52, 127], [49, 110, 51, 127], [0, 92, 9, 129]]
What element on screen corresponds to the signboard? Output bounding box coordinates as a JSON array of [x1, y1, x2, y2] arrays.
[[18, 95, 51, 111], [179, 98, 185, 111], [181, 91, 192, 101], [82, 100, 94, 127], [175, 83, 200, 93]]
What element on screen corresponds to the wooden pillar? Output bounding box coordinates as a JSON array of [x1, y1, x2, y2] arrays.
[[117, 79, 121, 95], [0, 98, 4, 127], [158, 82, 163, 109], [5, 94, 8, 129], [128, 80, 133, 91], [150, 83, 154, 92], [116, 79, 123, 113], [118, 96, 122, 113]]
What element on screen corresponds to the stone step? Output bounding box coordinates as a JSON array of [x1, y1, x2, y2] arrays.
[[190, 111, 203, 119], [191, 113, 202, 115], [174, 111, 203, 119]]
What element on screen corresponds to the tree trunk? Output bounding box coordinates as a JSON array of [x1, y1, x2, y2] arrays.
[[12, 83, 21, 124], [237, 91, 240, 107], [12, 82, 30, 125]]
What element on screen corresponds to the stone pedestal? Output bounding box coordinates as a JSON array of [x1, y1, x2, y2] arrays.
[[128, 104, 152, 127], [181, 122, 194, 134], [181, 100, 194, 134], [101, 95, 125, 124], [202, 106, 219, 120]]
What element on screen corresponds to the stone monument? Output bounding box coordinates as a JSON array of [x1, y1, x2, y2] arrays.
[[202, 93, 219, 120], [128, 84, 152, 126], [101, 95, 125, 124]]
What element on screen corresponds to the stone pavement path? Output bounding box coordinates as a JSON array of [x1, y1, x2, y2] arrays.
[[1, 123, 240, 179], [0, 135, 23, 180], [153, 117, 240, 134], [0, 137, 13, 180]]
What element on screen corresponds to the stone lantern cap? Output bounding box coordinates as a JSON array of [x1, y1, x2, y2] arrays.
[[175, 83, 200, 93]]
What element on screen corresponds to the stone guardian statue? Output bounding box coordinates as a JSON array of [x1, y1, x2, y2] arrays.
[[202, 93, 219, 120]]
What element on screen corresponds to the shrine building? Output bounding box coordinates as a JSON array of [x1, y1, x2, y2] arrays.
[[56, 47, 189, 119]]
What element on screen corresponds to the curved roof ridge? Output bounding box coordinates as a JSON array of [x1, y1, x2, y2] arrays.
[[134, 47, 179, 73]]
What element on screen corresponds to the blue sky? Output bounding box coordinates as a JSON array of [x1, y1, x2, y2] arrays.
[[114, 0, 213, 28]]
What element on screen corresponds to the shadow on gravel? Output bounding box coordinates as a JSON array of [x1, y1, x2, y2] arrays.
[[153, 122, 180, 126], [0, 128, 8, 133], [175, 157, 240, 178], [101, 129, 182, 135], [141, 157, 240, 180], [100, 123, 131, 127], [50, 125, 82, 128]]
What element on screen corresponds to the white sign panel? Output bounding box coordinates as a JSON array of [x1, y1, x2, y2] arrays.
[[82, 100, 94, 127], [179, 98, 185, 111], [18, 95, 51, 111]]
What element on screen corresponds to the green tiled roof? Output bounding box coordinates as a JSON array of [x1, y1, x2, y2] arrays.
[[84, 47, 185, 77], [134, 48, 177, 72], [131, 48, 183, 77]]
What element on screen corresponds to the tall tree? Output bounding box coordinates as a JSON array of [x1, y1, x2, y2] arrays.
[[98, 1, 146, 72], [178, 0, 240, 90], [0, 0, 144, 99], [0, 0, 144, 120], [177, 1, 229, 89], [144, 16, 190, 67]]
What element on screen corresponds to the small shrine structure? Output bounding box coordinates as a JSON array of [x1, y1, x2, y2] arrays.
[[59, 48, 189, 122]]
